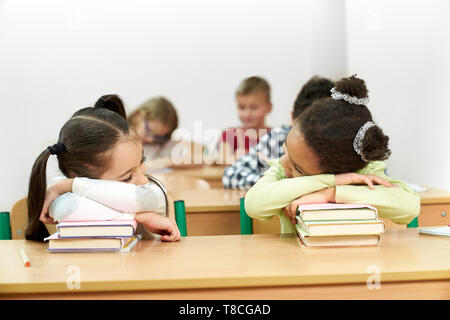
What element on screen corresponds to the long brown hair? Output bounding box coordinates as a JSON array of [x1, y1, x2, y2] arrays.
[[26, 95, 168, 241]]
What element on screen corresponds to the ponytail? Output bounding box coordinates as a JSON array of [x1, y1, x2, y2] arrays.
[[94, 94, 127, 119], [360, 125, 391, 162], [26, 149, 52, 241]]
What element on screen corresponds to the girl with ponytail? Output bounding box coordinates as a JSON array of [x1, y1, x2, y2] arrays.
[[245, 75, 420, 234], [26, 94, 180, 242]]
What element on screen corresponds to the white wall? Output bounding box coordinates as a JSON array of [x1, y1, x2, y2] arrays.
[[345, 0, 450, 191], [5, 0, 447, 214], [310, 0, 347, 78], [0, 0, 347, 211]]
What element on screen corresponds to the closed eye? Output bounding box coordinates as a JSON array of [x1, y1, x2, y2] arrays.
[[293, 163, 305, 175], [284, 141, 307, 176], [122, 175, 132, 182], [123, 153, 146, 182]]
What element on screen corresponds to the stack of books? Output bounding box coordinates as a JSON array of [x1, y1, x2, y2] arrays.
[[295, 203, 385, 248], [44, 220, 142, 253]]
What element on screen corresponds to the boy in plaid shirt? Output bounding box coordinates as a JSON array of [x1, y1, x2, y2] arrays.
[[222, 76, 334, 190]]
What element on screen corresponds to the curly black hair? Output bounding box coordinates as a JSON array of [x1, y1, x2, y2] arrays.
[[292, 76, 334, 119], [296, 75, 391, 173]]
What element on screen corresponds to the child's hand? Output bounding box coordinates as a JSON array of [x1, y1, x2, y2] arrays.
[[39, 186, 58, 224], [334, 173, 395, 189], [135, 212, 181, 241], [39, 178, 74, 224], [283, 188, 335, 225]]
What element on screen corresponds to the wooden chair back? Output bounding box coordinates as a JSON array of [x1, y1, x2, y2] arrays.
[[10, 198, 57, 239]]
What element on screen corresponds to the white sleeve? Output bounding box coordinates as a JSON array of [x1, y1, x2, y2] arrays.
[[72, 177, 166, 214], [49, 193, 136, 223]]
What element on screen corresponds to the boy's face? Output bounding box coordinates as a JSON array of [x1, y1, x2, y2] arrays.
[[236, 91, 272, 129]]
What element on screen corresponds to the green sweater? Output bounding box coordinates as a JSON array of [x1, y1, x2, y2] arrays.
[[244, 159, 420, 234]]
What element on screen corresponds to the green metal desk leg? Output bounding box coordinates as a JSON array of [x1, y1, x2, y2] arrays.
[[407, 217, 418, 228], [174, 200, 187, 237], [240, 197, 253, 235], [0, 212, 12, 240]]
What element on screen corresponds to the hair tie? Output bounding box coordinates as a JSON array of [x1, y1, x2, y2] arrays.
[[353, 121, 375, 162], [47, 142, 65, 155], [330, 87, 369, 105]]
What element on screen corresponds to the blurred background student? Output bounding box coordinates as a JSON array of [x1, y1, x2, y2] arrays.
[[215, 76, 272, 165], [128, 96, 202, 172], [222, 76, 334, 189]]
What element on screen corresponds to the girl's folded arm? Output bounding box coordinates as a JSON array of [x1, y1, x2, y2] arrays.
[[335, 180, 420, 224], [244, 164, 335, 221], [72, 177, 165, 213], [49, 192, 136, 222]]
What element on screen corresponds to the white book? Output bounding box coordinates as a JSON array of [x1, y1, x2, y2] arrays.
[[296, 216, 385, 236], [297, 203, 378, 221], [44, 232, 141, 253], [296, 225, 380, 247], [418, 226, 450, 237], [57, 220, 136, 238]]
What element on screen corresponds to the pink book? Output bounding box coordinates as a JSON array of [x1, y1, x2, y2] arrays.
[[56, 220, 137, 238], [297, 203, 379, 221]]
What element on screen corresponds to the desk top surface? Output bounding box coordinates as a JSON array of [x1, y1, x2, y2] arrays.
[[419, 186, 450, 204], [170, 188, 246, 212], [1, 229, 449, 294], [168, 165, 226, 181]]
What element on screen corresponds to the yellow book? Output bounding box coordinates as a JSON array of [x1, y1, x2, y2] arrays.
[[296, 224, 381, 247], [44, 232, 141, 253], [297, 203, 378, 221], [296, 215, 385, 236]]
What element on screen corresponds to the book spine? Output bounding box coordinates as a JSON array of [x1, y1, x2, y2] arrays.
[[300, 211, 378, 222], [296, 216, 310, 234], [47, 248, 121, 252], [58, 235, 134, 239]]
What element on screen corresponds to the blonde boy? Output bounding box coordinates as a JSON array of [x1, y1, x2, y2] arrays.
[[218, 76, 272, 164]]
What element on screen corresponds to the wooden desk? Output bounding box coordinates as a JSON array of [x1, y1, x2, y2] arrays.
[[1, 229, 449, 299], [165, 186, 275, 236], [418, 186, 450, 227], [168, 165, 226, 188], [152, 174, 211, 192], [170, 188, 246, 236]]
